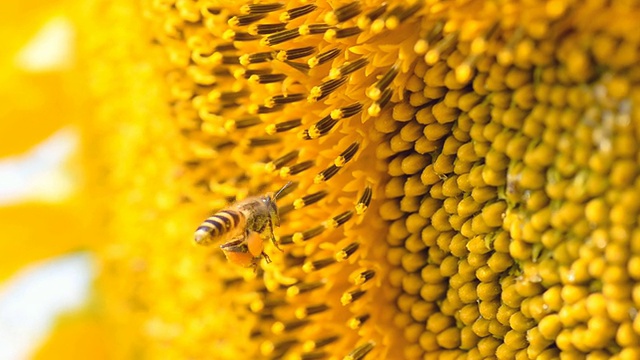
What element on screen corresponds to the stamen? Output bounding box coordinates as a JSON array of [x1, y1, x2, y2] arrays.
[[295, 304, 329, 319], [279, 4, 318, 22], [425, 32, 457, 65], [245, 136, 281, 147], [355, 186, 372, 214], [308, 77, 348, 102], [330, 102, 363, 119], [348, 314, 370, 329], [247, 103, 284, 114], [327, 211, 354, 229], [265, 118, 302, 135], [367, 88, 392, 117], [224, 117, 262, 132], [385, 1, 423, 30], [272, 319, 309, 334], [240, 3, 284, 15], [239, 51, 274, 66], [300, 351, 328, 360], [308, 48, 341, 68], [223, 30, 261, 42], [344, 341, 375, 360], [332, 27, 362, 40], [335, 142, 359, 167], [261, 28, 301, 46], [248, 73, 287, 84], [236, 67, 270, 79], [284, 60, 311, 73], [227, 13, 267, 27], [329, 58, 368, 79], [280, 160, 314, 177], [266, 150, 298, 172], [293, 225, 325, 245], [265, 93, 305, 107], [335, 242, 359, 261], [357, 4, 387, 29], [250, 297, 287, 312], [314, 165, 340, 183], [340, 289, 366, 305], [293, 191, 328, 209], [220, 55, 240, 65], [286, 281, 325, 297], [278, 233, 294, 245], [208, 90, 250, 103], [302, 116, 339, 139], [366, 65, 398, 100], [299, 23, 333, 36], [302, 257, 336, 272], [214, 43, 237, 52], [248, 23, 287, 35], [354, 269, 376, 285], [276, 46, 315, 61], [303, 336, 339, 352], [324, 2, 361, 25], [260, 339, 297, 356]]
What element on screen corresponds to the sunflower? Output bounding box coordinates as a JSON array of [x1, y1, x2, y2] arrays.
[[77, 0, 640, 359]]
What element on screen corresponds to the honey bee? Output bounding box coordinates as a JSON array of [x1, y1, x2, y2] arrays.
[[194, 182, 293, 266]]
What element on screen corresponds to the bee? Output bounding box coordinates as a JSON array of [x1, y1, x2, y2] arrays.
[[194, 182, 293, 265]]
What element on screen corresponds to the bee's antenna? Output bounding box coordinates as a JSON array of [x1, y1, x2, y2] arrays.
[[274, 181, 296, 200]]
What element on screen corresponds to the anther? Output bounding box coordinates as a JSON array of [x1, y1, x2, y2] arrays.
[[425, 32, 457, 65], [300, 351, 328, 360], [276, 46, 315, 61], [265, 118, 302, 135], [303, 336, 339, 352], [355, 186, 372, 215], [224, 117, 262, 132], [314, 165, 340, 183], [272, 319, 309, 334], [348, 314, 370, 329], [260, 339, 297, 356], [327, 211, 354, 228], [367, 88, 392, 116], [265, 93, 305, 108], [330, 102, 363, 119], [295, 304, 329, 319], [329, 58, 368, 79], [308, 77, 348, 102], [302, 257, 336, 272], [279, 4, 317, 22], [366, 65, 398, 100], [292, 225, 325, 244], [299, 23, 333, 36], [261, 28, 300, 46], [344, 341, 375, 360], [308, 48, 341, 68], [385, 1, 423, 30], [354, 269, 376, 285], [239, 51, 274, 66], [335, 142, 359, 167], [266, 150, 298, 172], [248, 23, 287, 36], [248, 73, 287, 84], [340, 289, 366, 305], [249, 297, 287, 312], [293, 191, 328, 209], [228, 13, 267, 27], [335, 242, 359, 261], [324, 2, 361, 25], [248, 104, 284, 114], [284, 60, 311, 73], [245, 136, 281, 147], [240, 3, 284, 15], [302, 116, 339, 139], [280, 160, 314, 177], [357, 4, 387, 29], [225, 30, 261, 42], [332, 27, 362, 39], [286, 281, 325, 297]]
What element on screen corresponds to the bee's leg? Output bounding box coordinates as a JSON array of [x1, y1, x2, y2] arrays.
[[261, 251, 272, 263], [265, 221, 283, 252]]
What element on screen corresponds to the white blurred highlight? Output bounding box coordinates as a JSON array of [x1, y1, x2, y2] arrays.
[[15, 17, 75, 71], [0, 253, 94, 359]]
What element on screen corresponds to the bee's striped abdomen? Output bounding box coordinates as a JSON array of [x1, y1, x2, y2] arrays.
[[194, 210, 244, 245]]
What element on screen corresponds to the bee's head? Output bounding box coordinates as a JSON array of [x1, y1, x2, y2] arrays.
[[265, 182, 294, 228]]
